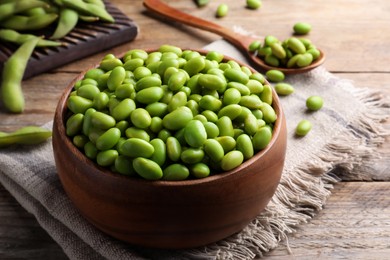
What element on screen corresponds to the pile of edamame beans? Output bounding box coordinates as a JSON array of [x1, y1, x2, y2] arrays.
[[249, 34, 321, 69], [65, 45, 277, 181]]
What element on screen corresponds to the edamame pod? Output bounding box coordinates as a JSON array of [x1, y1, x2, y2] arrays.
[[1, 37, 39, 113], [0, 126, 52, 148]]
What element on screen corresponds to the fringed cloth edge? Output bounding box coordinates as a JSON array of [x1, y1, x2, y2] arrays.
[[182, 83, 390, 259]]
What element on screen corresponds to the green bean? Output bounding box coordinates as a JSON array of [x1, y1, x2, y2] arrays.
[[1, 13, 58, 31], [0, 29, 61, 47], [1, 37, 39, 113], [62, 0, 114, 23], [50, 8, 79, 40], [0, 126, 52, 148]]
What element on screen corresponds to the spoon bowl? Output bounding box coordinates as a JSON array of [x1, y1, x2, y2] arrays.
[[143, 0, 325, 74]]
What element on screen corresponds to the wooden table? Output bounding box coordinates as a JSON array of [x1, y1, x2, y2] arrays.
[[1, 0, 389, 259]]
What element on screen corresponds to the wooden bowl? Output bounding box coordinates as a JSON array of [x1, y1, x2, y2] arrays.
[[52, 50, 287, 249]]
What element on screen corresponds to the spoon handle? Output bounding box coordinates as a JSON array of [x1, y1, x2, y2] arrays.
[[143, 0, 251, 50]]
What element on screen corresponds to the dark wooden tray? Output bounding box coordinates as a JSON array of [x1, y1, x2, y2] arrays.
[[0, 1, 138, 80]]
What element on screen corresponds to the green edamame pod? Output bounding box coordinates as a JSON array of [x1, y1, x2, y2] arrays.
[[0, 0, 48, 22], [0, 126, 52, 148], [1, 37, 39, 113], [51, 8, 79, 40], [0, 29, 61, 47], [1, 13, 58, 31], [62, 0, 114, 23]]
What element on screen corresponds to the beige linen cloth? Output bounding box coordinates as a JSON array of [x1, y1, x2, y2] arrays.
[[0, 40, 389, 259]]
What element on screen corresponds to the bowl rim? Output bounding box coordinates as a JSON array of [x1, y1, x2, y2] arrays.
[[54, 48, 285, 187]]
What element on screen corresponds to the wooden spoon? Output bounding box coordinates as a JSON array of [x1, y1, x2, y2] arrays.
[[143, 0, 325, 74]]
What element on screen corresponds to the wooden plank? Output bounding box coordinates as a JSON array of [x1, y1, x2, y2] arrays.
[[265, 182, 390, 259]]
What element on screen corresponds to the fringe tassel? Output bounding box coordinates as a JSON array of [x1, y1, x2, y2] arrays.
[[181, 73, 390, 259]]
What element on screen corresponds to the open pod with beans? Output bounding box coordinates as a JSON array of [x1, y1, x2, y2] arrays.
[[63, 45, 279, 181]]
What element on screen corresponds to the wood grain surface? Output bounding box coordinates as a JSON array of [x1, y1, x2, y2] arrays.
[[0, 0, 389, 259]]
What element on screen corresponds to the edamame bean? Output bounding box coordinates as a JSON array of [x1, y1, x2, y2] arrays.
[[130, 108, 151, 129], [66, 113, 84, 137], [183, 56, 206, 76], [166, 136, 181, 162], [246, 0, 262, 10], [120, 138, 154, 158], [115, 155, 135, 176], [220, 150, 244, 171], [236, 134, 254, 160], [203, 121, 219, 138], [293, 22, 312, 35], [125, 127, 150, 141], [189, 163, 210, 179], [91, 111, 116, 129], [306, 95, 324, 111], [295, 119, 312, 136], [265, 70, 285, 82], [163, 164, 189, 181], [217, 116, 234, 137], [162, 106, 194, 130], [198, 74, 227, 91], [67, 95, 94, 114], [133, 157, 163, 180], [135, 86, 164, 104], [184, 120, 207, 147], [204, 138, 224, 162], [181, 148, 204, 164], [216, 4, 228, 18], [96, 149, 118, 166], [96, 127, 121, 150], [252, 126, 272, 150], [274, 83, 295, 96], [150, 138, 166, 166], [217, 104, 242, 120], [224, 68, 249, 84]]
